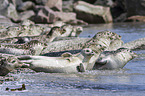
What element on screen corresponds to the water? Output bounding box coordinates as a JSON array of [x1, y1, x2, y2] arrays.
[[1, 22, 145, 96]]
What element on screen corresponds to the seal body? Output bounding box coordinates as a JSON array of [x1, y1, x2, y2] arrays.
[[21, 48, 95, 73], [93, 48, 137, 70]]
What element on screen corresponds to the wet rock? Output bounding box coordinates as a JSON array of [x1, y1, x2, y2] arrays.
[[73, 1, 113, 24], [75, 0, 96, 4], [19, 10, 35, 21], [62, 0, 74, 12], [35, 0, 47, 5], [126, 15, 145, 22], [110, 0, 126, 19], [54, 12, 76, 22], [125, 0, 145, 17], [2, 3, 19, 21], [94, 0, 114, 7], [114, 13, 127, 22], [35, 0, 62, 11], [9, 0, 23, 7], [0, 0, 9, 12], [17, 1, 35, 12], [32, 6, 56, 24], [46, 0, 62, 11]]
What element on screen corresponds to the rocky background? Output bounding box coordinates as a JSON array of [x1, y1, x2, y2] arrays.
[[0, 0, 145, 25]]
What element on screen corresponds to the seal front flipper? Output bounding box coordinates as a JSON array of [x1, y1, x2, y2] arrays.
[[61, 52, 73, 62], [77, 63, 85, 72], [61, 52, 72, 58]]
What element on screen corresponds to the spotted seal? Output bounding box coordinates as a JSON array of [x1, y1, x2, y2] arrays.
[[19, 48, 95, 73], [93, 48, 137, 70], [0, 40, 46, 55], [0, 26, 65, 44], [122, 37, 145, 50], [0, 54, 23, 76], [41, 31, 122, 54]]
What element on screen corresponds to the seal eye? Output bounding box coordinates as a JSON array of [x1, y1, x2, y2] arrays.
[[86, 50, 90, 52], [99, 45, 102, 47], [107, 33, 110, 35], [130, 51, 132, 53]]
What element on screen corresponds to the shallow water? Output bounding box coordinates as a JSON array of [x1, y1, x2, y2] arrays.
[[1, 22, 145, 96]]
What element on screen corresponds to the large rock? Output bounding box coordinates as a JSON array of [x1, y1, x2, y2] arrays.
[[54, 12, 76, 22], [74, 1, 112, 24], [125, 0, 145, 17], [62, 0, 74, 12], [74, 0, 96, 4], [17, 1, 35, 12], [19, 10, 35, 21], [32, 6, 56, 23], [35, 0, 62, 11], [9, 0, 23, 7], [94, 0, 114, 7], [0, 0, 9, 12], [3, 3, 19, 21], [110, 0, 126, 19]]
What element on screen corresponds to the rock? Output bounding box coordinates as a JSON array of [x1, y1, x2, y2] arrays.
[[32, 6, 56, 23], [17, 1, 35, 12], [73, 1, 113, 24], [114, 13, 127, 22], [54, 12, 76, 22], [0, 15, 13, 23], [94, 0, 114, 7], [35, 0, 62, 11], [0, 0, 9, 12], [62, 0, 74, 12], [110, 0, 126, 19], [75, 0, 96, 4], [125, 0, 145, 17], [46, 0, 62, 11], [19, 10, 35, 21], [35, 0, 47, 5], [126, 15, 145, 22], [9, 0, 23, 7], [2, 3, 19, 21]]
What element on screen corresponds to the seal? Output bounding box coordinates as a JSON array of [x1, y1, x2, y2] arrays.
[[122, 37, 145, 50], [93, 48, 137, 70], [0, 40, 46, 55], [41, 30, 121, 54], [0, 26, 65, 44], [19, 48, 95, 73], [0, 53, 23, 76]]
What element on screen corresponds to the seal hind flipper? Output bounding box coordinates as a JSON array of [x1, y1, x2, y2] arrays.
[[77, 63, 85, 72]]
